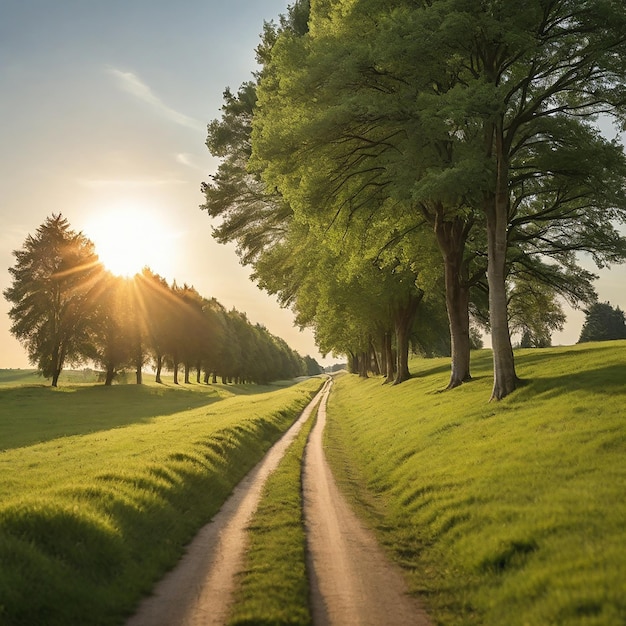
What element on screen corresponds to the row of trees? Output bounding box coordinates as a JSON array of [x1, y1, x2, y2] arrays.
[[578, 302, 626, 343], [202, 0, 626, 399], [4, 215, 319, 386]]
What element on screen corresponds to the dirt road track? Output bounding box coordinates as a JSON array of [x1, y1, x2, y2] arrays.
[[304, 381, 431, 626], [126, 376, 432, 625], [125, 381, 328, 626]]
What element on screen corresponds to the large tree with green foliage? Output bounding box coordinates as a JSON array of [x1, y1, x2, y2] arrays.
[[4, 214, 102, 386], [421, 0, 626, 398], [249, 0, 626, 400]]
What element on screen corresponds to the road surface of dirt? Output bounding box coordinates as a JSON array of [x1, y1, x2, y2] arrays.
[[126, 377, 432, 625], [303, 381, 431, 626], [126, 382, 328, 626]]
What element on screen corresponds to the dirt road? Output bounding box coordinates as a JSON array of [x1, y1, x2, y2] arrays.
[[303, 381, 431, 626], [126, 377, 431, 625], [126, 381, 327, 626]]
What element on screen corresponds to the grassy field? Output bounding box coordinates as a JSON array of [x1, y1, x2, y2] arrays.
[[0, 376, 323, 626], [0, 368, 102, 386], [325, 341, 626, 626]]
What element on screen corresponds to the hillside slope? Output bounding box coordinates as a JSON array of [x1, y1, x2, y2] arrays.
[[325, 342, 626, 626]]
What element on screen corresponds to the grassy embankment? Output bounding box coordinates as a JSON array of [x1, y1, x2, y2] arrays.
[[325, 341, 626, 626], [0, 375, 323, 626]]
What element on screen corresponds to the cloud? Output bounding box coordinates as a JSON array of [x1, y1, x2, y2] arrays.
[[176, 152, 205, 171], [107, 67, 204, 132], [77, 177, 187, 189]]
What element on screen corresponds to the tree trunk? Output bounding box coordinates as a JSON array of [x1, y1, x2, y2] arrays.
[[105, 364, 115, 386], [173, 361, 180, 385], [486, 121, 518, 400], [212, 373, 218, 384], [348, 351, 358, 374], [184, 363, 191, 384], [196, 363, 202, 384], [359, 351, 369, 378], [50, 343, 63, 387], [434, 214, 473, 389], [155, 354, 163, 384], [370, 339, 382, 376], [393, 291, 423, 385], [383, 331, 395, 384], [135, 364, 143, 385]]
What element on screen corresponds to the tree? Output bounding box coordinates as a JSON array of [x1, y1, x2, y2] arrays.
[[578, 302, 626, 343], [303, 355, 322, 376], [201, 82, 292, 266], [84, 274, 134, 385], [4, 214, 102, 386], [508, 278, 566, 349], [136, 268, 176, 383], [250, 0, 626, 400], [425, 1, 626, 398], [248, 0, 487, 390]]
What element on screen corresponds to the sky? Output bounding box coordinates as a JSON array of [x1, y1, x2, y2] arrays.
[[1, 1, 625, 370], [0, 0, 337, 369]]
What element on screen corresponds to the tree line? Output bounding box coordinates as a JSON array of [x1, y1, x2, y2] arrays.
[[4, 214, 320, 386], [202, 0, 626, 399]]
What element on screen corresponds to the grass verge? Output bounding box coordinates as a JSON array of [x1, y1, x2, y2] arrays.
[[325, 342, 626, 626], [227, 404, 316, 625], [0, 377, 323, 626]]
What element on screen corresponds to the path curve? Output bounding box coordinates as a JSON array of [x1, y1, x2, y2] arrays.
[[303, 380, 432, 626], [125, 379, 329, 626]]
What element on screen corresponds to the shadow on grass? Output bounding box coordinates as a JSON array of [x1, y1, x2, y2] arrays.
[[411, 362, 451, 379], [513, 364, 626, 402], [0, 380, 297, 451], [0, 385, 220, 451]]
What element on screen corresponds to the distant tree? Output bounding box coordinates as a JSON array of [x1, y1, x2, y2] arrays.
[[3, 214, 102, 386], [121, 275, 149, 384], [137, 268, 176, 383], [469, 327, 484, 351], [303, 355, 322, 376], [508, 279, 566, 349], [578, 303, 626, 343], [198, 298, 225, 384], [174, 284, 206, 384], [84, 274, 133, 385]]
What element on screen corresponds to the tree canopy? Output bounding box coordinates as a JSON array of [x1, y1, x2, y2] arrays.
[[3, 214, 102, 386], [202, 0, 626, 400]]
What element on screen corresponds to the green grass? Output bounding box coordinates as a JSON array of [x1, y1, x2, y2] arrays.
[[0, 375, 305, 450], [0, 376, 323, 626], [325, 341, 626, 626], [227, 406, 316, 626], [0, 368, 103, 386]]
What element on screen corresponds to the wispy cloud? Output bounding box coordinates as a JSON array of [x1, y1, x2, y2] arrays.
[[176, 152, 205, 171], [77, 177, 187, 189], [107, 67, 204, 131]]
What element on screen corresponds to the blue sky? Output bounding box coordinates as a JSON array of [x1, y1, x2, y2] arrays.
[[0, 0, 339, 368], [1, 1, 625, 369]]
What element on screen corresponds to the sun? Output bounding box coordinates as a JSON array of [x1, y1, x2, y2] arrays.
[[85, 206, 174, 278]]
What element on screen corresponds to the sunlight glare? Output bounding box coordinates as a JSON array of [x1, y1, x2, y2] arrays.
[[85, 206, 175, 278]]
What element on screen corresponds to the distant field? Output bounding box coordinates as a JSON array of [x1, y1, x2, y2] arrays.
[[325, 341, 626, 626], [0, 368, 210, 387], [0, 375, 323, 625]]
